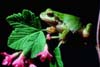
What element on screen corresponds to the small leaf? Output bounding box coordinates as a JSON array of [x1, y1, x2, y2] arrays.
[[54, 47, 64, 67]]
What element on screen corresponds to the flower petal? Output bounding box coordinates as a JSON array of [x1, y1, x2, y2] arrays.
[[29, 64, 37, 67], [12, 53, 25, 67], [46, 34, 51, 40]]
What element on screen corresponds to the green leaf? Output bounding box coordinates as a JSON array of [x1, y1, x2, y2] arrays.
[[54, 47, 64, 67], [30, 31, 46, 58], [6, 9, 41, 29], [6, 9, 46, 58], [23, 31, 46, 58], [8, 25, 38, 50], [22, 9, 41, 29], [8, 31, 46, 58]]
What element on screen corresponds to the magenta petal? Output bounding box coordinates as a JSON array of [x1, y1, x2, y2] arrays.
[[40, 55, 46, 62], [1, 55, 12, 66], [24, 59, 37, 67], [37, 51, 47, 62], [12, 53, 25, 67], [12, 58, 24, 67], [2, 60, 8, 65], [0, 52, 21, 66], [0, 52, 8, 56], [29, 64, 37, 67], [47, 52, 53, 61], [46, 34, 51, 40], [37, 50, 53, 62]]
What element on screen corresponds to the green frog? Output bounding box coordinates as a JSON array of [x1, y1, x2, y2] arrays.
[[40, 8, 92, 42]]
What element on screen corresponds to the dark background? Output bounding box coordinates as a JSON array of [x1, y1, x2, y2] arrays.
[[0, 0, 99, 67]]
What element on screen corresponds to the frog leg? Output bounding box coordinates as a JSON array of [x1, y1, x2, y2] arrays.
[[48, 23, 69, 43], [46, 25, 69, 41], [82, 23, 92, 38], [59, 29, 69, 41], [58, 25, 70, 43], [46, 28, 69, 44]]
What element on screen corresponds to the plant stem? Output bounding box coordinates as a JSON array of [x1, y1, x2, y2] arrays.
[[57, 41, 64, 47], [41, 29, 47, 31], [51, 36, 59, 39]]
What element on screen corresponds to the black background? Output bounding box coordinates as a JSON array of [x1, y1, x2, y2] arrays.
[[0, 0, 99, 67]]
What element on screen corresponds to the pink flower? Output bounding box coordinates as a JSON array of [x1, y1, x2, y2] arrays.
[[25, 59, 37, 67], [46, 34, 51, 40], [37, 44, 53, 62], [0, 52, 20, 66], [12, 53, 25, 67], [29, 63, 37, 67]]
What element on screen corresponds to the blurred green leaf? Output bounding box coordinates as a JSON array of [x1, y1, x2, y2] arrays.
[[22, 9, 41, 29], [54, 47, 64, 67], [6, 9, 41, 29]]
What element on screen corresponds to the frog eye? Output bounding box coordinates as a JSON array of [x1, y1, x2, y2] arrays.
[[47, 12, 54, 17]]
